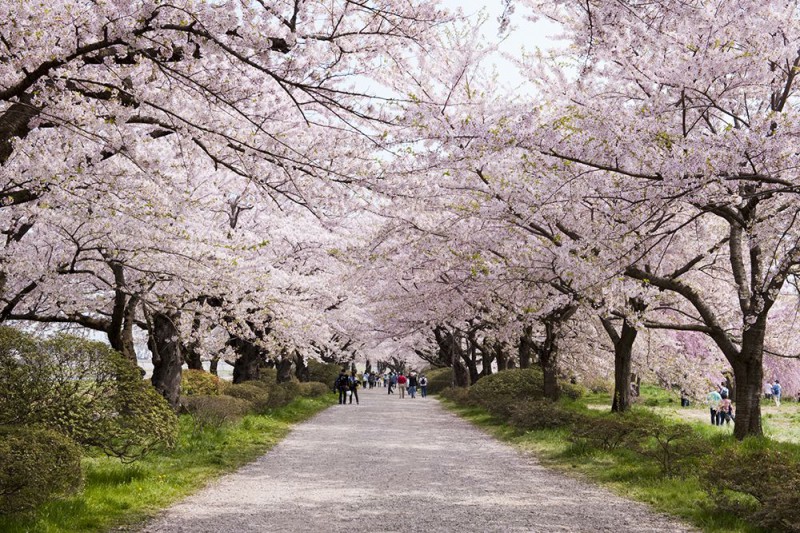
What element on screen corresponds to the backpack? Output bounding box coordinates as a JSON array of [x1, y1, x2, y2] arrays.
[[419, 377, 428, 386]]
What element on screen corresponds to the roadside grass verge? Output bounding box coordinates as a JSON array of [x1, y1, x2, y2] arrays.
[[439, 399, 774, 533], [0, 395, 336, 533]]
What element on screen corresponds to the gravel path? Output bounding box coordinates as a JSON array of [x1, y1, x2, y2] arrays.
[[142, 387, 695, 532]]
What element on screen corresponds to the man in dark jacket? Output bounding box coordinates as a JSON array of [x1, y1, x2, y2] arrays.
[[334, 370, 349, 405]]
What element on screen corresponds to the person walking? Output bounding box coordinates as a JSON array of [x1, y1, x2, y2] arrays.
[[397, 373, 407, 399], [706, 389, 722, 425], [334, 370, 349, 405], [680, 388, 690, 407], [388, 372, 396, 395], [349, 371, 360, 405], [719, 395, 734, 425], [408, 372, 418, 398], [419, 374, 428, 398], [772, 379, 782, 407]]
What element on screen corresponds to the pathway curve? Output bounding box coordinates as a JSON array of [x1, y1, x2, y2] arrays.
[[143, 387, 695, 532]]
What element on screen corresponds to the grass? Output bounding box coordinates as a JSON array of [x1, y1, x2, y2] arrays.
[[0, 395, 336, 533], [439, 395, 782, 533]]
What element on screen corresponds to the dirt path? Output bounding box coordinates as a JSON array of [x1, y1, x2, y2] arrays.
[[142, 387, 695, 532]]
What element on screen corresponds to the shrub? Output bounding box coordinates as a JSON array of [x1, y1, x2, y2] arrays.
[[0, 426, 83, 514], [182, 395, 253, 427], [467, 368, 545, 415], [702, 444, 800, 533], [297, 382, 330, 398], [582, 376, 614, 394], [560, 382, 585, 400], [224, 383, 270, 413], [438, 386, 470, 404], [0, 328, 178, 461], [259, 367, 279, 384], [425, 367, 454, 395], [570, 411, 655, 450], [242, 378, 270, 390], [265, 385, 290, 408], [306, 360, 341, 386], [280, 380, 301, 399], [85, 378, 178, 461], [632, 422, 713, 476], [182, 369, 222, 396], [508, 400, 582, 431], [262, 381, 304, 407]]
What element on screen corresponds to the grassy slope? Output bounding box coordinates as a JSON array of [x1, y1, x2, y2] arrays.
[[0, 395, 336, 533], [438, 385, 800, 533]]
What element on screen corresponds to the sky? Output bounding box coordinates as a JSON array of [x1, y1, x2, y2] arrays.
[[437, 0, 563, 94]]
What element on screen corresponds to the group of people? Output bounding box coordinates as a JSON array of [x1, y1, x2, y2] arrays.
[[333, 369, 430, 404], [765, 379, 782, 407], [334, 370, 361, 405], [384, 371, 428, 399], [706, 381, 734, 426]]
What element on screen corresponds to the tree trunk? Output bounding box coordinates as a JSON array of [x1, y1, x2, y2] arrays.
[[537, 304, 578, 401], [210, 355, 219, 376], [731, 325, 765, 439], [276, 356, 293, 383], [464, 349, 480, 384], [149, 311, 182, 409], [183, 306, 205, 371], [495, 340, 508, 371], [600, 314, 639, 413], [294, 351, 309, 382], [107, 262, 138, 364], [518, 325, 533, 369], [453, 358, 470, 388], [185, 349, 204, 371], [541, 353, 559, 401], [481, 345, 493, 377], [230, 337, 262, 383]]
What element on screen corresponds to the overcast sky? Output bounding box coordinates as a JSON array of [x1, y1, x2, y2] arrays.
[[437, 0, 562, 93]]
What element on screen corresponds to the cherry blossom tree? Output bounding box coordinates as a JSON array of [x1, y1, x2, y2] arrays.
[[504, 0, 800, 437]]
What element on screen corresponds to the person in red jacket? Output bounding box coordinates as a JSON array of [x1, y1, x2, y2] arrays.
[[397, 373, 407, 399]]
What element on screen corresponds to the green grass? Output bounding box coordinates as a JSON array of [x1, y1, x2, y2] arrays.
[[0, 395, 336, 533], [439, 399, 768, 533]]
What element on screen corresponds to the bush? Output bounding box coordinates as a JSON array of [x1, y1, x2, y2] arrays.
[[182, 369, 222, 396], [297, 382, 330, 398], [582, 376, 614, 394], [306, 360, 341, 387], [508, 400, 583, 431], [0, 328, 178, 461], [467, 368, 545, 416], [268, 381, 304, 407], [279, 380, 301, 399], [632, 422, 712, 477], [702, 443, 800, 532], [425, 367, 454, 395], [438, 386, 470, 404], [223, 383, 270, 413], [0, 426, 83, 514], [182, 395, 253, 427], [560, 382, 585, 400], [265, 385, 289, 408], [258, 367, 278, 385], [570, 411, 656, 450]]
